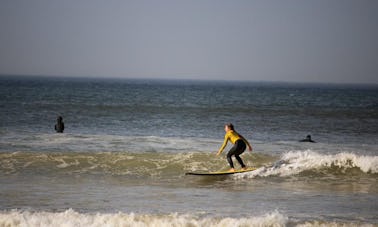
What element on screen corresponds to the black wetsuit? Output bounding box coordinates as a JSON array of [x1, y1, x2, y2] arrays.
[[227, 139, 246, 169], [55, 118, 64, 133]]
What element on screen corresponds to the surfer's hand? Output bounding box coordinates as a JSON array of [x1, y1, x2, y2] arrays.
[[248, 146, 253, 151]]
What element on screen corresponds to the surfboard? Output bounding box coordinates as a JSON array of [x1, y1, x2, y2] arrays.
[[185, 167, 257, 176]]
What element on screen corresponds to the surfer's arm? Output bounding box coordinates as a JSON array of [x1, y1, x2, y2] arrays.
[[217, 136, 229, 156]]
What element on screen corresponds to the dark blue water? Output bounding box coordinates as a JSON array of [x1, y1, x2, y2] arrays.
[[1, 75, 377, 144]]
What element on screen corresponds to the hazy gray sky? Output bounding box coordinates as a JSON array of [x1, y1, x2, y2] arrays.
[[1, 0, 377, 83]]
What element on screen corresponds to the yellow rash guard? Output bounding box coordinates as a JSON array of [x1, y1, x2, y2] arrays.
[[218, 130, 249, 154]]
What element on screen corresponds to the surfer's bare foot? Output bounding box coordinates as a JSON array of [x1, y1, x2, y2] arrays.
[[242, 167, 248, 170], [228, 168, 235, 172]]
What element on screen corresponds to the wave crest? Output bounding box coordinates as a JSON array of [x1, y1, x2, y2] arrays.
[[0, 209, 288, 227], [1, 150, 376, 178], [236, 150, 378, 179], [1, 209, 374, 227]]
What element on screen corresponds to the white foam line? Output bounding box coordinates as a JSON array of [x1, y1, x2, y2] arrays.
[[0, 209, 288, 227]]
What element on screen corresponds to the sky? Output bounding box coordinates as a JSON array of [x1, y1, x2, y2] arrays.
[[0, 0, 377, 84]]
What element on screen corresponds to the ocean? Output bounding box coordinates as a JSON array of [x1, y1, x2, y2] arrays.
[[0, 75, 377, 226]]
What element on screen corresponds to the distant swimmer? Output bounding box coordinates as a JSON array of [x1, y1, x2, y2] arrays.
[[55, 116, 65, 133], [299, 135, 315, 143], [216, 123, 253, 172]]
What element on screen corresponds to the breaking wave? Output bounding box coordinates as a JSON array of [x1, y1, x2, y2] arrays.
[[1, 150, 377, 178], [234, 150, 378, 179], [0, 209, 374, 227], [0, 209, 288, 227]]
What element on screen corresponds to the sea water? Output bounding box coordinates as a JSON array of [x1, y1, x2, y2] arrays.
[[0, 75, 377, 226]]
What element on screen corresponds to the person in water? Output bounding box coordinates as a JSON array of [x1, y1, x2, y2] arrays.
[[55, 116, 65, 133], [216, 123, 253, 172], [299, 135, 315, 143]]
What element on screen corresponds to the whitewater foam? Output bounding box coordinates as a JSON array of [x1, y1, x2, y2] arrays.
[[234, 150, 378, 179], [1, 209, 374, 227], [0, 209, 288, 227]]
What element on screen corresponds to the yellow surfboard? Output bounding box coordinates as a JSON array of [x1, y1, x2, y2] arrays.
[[185, 167, 257, 176]]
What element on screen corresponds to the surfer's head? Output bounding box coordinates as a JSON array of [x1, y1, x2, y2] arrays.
[[225, 123, 234, 132]]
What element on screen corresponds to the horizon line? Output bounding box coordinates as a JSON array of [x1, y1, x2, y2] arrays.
[[1, 73, 377, 87]]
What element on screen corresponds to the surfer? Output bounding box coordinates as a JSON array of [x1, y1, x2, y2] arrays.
[[299, 135, 315, 143], [216, 123, 253, 172], [55, 116, 65, 133]]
